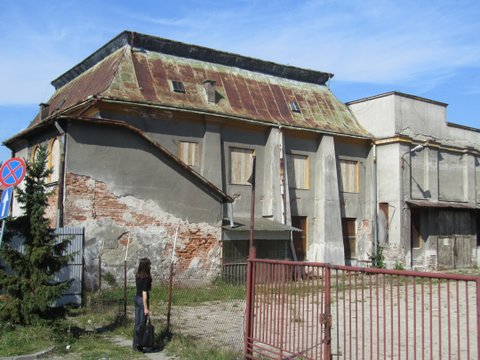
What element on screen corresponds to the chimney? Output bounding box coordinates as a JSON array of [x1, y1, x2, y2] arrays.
[[202, 80, 217, 104], [39, 103, 50, 120]]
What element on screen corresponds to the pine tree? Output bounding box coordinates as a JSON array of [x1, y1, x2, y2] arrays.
[[0, 146, 72, 325]]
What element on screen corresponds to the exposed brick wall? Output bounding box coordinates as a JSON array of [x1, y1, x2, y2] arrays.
[[64, 172, 222, 289], [45, 185, 58, 228]]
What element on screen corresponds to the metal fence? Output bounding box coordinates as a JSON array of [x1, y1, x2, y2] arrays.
[[245, 259, 480, 360], [0, 227, 84, 307], [86, 259, 247, 357], [163, 272, 246, 356]]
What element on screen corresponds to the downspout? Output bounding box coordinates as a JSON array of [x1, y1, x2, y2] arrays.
[[373, 143, 378, 262], [54, 121, 67, 228], [279, 126, 297, 261]]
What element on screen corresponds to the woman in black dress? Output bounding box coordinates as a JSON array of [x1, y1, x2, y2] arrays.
[[133, 257, 152, 352]]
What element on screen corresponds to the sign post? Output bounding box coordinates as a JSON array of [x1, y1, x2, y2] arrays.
[[0, 158, 26, 247], [0, 187, 13, 247]]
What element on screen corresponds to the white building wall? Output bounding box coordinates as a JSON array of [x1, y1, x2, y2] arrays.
[[348, 92, 480, 270]]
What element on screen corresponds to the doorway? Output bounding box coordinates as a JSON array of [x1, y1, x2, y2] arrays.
[[292, 216, 307, 261]]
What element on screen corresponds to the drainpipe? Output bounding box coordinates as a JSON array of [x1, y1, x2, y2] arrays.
[[279, 126, 297, 261], [54, 121, 67, 228], [373, 143, 378, 262]]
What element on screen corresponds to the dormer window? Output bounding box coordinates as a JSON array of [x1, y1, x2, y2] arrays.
[[171, 80, 185, 93], [290, 101, 301, 113], [203, 79, 217, 103]]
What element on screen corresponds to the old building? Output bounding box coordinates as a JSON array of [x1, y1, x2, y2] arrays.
[[4, 31, 480, 280], [348, 92, 480, 270], [3, 31, 374, 286]]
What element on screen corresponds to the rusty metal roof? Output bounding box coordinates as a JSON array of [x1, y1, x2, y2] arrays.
[[30, 31, 370, 137], [407, 200, 479, 210]]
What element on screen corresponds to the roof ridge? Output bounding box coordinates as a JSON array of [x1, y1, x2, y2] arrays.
[[51, 31, 333, 89]]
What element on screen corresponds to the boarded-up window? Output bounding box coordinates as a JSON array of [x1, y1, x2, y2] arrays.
[[339, 159, 359, 193], [178, 141, 200, 167], [287, 154, 309, 189], [342, 218, 356, 259], [230, 147, 254, 185], [49, 138, 60, 183]]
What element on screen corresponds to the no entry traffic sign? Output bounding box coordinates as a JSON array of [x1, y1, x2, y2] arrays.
[[0, 158, 26, 188]]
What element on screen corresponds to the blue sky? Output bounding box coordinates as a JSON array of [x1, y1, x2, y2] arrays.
[[1, 0, 479, 161]]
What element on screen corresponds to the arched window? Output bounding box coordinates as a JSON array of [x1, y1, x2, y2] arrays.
[[48, 138, 60, 183], [31, 145, 40, 163]]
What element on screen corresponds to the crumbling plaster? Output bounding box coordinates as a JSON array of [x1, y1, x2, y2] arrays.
[[64, 173, 222, 290]]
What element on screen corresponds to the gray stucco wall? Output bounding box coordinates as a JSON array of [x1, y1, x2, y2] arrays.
[[63, 121, 225, 288], [66, 121, 222, 224]]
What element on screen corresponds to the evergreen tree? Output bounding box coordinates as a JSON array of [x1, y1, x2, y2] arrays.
[[0, 146, 72, 325]]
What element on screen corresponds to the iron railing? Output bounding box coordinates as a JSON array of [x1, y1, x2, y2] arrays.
[[245, 259, 480, 360]]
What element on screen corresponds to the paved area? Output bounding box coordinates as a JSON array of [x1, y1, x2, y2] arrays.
[[110, 336, 178, 360], [0, 337, 177, 360]]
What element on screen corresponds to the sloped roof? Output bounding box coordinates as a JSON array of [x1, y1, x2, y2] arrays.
[[222, 217, 301, 232], [29, 31, 369, 137]]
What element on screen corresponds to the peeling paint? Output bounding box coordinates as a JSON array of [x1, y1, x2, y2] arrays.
[[64, 172, 222, 289]]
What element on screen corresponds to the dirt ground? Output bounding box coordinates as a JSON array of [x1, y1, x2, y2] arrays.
[[160, 278, 478, 360], [170, 300, 246, 354]]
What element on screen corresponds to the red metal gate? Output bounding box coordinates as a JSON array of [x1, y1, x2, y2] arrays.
[[244, 259, 480, 360]]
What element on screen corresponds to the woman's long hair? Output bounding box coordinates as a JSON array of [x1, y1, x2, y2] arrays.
[[136, 257, 151, 279]]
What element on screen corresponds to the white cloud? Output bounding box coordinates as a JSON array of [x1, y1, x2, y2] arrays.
[[0, 0, 479, 106]]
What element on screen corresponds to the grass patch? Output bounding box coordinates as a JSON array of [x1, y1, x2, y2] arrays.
[[165, 333, 241, 360], [0, 324, 53, 356], [0, 318, 147, 359], [95, 281, 245, 307], [52, 333, 146, 360]]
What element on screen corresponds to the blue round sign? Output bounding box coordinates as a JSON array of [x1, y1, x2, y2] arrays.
[[0, 157, 26, 187]]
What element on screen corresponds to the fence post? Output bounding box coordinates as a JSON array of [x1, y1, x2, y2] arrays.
[[244, 156, 256, 359], [324, 266, 332, 360], [98, 255, 102, 291], [477, 278, 480, 360], [124, 260, 127, 318]]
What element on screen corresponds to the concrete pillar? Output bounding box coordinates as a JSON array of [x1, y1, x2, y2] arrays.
[[311, 135, 344, 265], [201, 121, 222, 189], [262, 127, 282, 222], [425, 145, 439, 201], [464, 150, 476, 205]]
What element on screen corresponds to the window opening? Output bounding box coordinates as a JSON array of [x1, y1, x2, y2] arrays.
[[339, 159, 359, 193], [342, 218, 356, 261], [230, 147, 254, 185], [290, 101, 301, 113], [48, 138, 60, 183], [287, 154, 309, 189], [178, 141, 200, 167], [292, 216, 307, 261], [171, 80, 185, 93]]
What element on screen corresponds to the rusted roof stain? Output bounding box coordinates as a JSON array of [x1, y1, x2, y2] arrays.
[[36, 38, 369, 137]]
